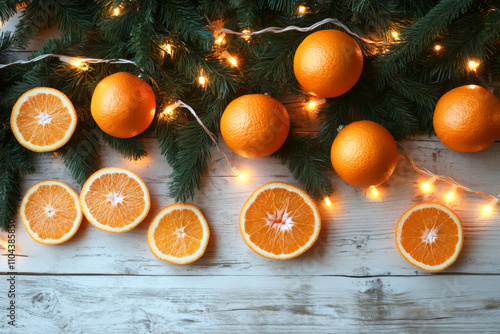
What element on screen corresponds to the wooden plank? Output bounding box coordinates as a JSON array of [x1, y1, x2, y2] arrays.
[[1, 274, 499, 333], [4, 138, 499, 276]]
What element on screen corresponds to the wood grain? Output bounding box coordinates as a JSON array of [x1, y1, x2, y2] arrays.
[[6, 137, 500, 276], [1, 275, 499, 333]]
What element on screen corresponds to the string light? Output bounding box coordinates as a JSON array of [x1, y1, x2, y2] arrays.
[[215, 32, 226, 46], [162, 43, 172, 55], [391, 31, 399, 40], [369, 186, 379, 197], [111, 4, 122, 16], [198, 75, 206, 87], [241, 29, 251, 41], [445, 185, 458, 201], [220, 51, 238, 67], [306, 98, 327, 110], [324, 197, 332, 207], [468, 60, 480, 72], [483, 197, 499, 214], [162, 101, 180, 117], [434, 44, 442, 51], [70, 58, 89, 71], [298, 6, 308, 14], [231, 167, 247, 181], [420, 176, 437, 193]]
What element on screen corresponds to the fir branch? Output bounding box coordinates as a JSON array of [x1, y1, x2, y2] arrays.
[[59, 124, 101, 185], [96, 127, 148, 161], [0, 1, 18, 22], [273, 133, 333, 201]]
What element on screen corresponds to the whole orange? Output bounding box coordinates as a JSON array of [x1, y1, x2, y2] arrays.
[[331, 120, 398, 188], [433, 85, 500, 152], [221, 94, 290, 158], [91, 72, 156, 138], [293, 29, 363, 98]]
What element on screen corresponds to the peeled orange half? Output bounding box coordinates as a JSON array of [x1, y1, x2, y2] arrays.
[[20, 180, 82, 245], [148, 203, 210, 265], [11, 87, 77, 152], [395, 202, 464, 272], [80, 167, 150, 233], [240, 182, 321, 260]]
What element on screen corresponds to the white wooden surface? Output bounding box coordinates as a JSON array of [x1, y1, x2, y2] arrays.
[[1, 13, 500, 333]]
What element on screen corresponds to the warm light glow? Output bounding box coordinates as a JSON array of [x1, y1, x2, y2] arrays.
[[70, 58, 89, 71], [163, 43, 172, 55], [482, 197, 499, 215], [324, 197, 332, 207], [369, 186, 379, 197], [306, 98, 326, 110], [434, 44, 442, 51], [298, 6, 307, 14], [198, 76, 206, 87], [112, 7, 121, 16], [1, 237, 8, 252], [215, 32, 226, 46], [229, 57, 238, 67], [242, 29, 251, 41], [420, 176, 437, 193], [162, 102, 180, 116], [468, 60, 480, 71], [238, 172, 246, 180], [445, 185, 458, 201], [391, 31, 399, 39], [232, 167, 247, 181]]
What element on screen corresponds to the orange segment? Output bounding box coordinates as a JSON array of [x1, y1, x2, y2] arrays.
[[240, 182, 321, 260], [148, 203, 210, 264], [395, 202, 464, 272], [11, 87, 77, 152], [80, 167, 150, 233], [20, 180, 82, 245]]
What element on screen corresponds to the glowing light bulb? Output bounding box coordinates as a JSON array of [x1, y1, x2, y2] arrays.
[[298, 6, 307, 14], [70, 58, 89, 71], [369, 186, 379, 197], [162, 102, 180, 116], [468, 60, 479, 71], [434, 44, 442, 51], [112, 7, 121, 16], [445, 185, 458, 201], [324, 197, 332, 207], [215, 33, 226, 46], [242, 29, 251, 41], [228, 57, 238, 67], [232, 167, 247, 181], [421, 176, 437, 193], [163, 43, 172, 55], [482, 197, 499, 214], [238, 172, 246, 180], [198, 76, 206, 87], [391, 31, 399, 39], [306, 98, 326, 110]]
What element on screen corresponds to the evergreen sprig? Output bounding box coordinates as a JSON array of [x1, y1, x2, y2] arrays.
[[1, 0, 499, 230]]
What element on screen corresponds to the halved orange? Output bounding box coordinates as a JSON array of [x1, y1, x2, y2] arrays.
[[239, 182, 321, 260], [148, 203, 210, 264], [11, 87, 77, 152], [80, 167, 150, 233], [20, 180, 82, 245], [395, 202, 464, 272]]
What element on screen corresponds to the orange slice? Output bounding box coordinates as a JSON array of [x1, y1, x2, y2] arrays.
[[11, 87, 77, 152], [80, 167, 150, 233], [20, 180, 82, 245], [395, 202, 464, 272], [239, 182, 321, 260], [148, 203, 210, 264]]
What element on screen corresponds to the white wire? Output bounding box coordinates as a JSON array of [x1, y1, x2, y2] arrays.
[[399, 144, 500, 201], [208, 17, 390, 45], [175, 101, 240, 175], [0, 53, 136, 69]]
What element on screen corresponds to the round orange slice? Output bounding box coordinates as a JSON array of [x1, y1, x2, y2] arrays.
[[80, 167, 150, 233], [11, 87, 77, 152], [395, 202, 464, 272], [20, 180, 82, 245], [148, 203, 210, 265], [239, 181, 321, 260]]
